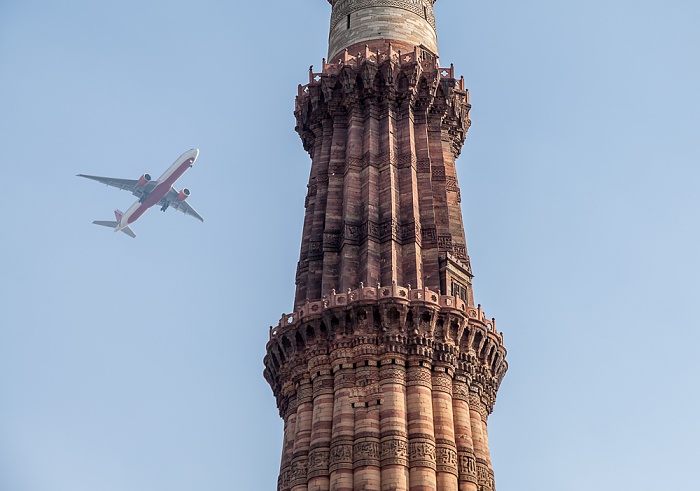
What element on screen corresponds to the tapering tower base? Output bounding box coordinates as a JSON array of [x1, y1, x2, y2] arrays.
[[264, 284, 507, 491]]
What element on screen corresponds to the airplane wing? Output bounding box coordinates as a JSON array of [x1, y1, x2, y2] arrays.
[[170, 199, 205, 222], [76, 174, 151, 198], [161, 188, 204, 222]]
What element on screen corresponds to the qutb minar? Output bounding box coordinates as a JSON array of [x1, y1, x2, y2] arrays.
[[264, 1, 508, 490]]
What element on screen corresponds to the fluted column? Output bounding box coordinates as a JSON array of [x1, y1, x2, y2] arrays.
[[406, 356, 436, 491], [330, 352, 355, 491], [291, 378, 313, 491], [280, 394, 299, 491], [278, 416, 290, 491], [468, 393, 492, 491], [480, 418, 495, 491], [323, 115, 348, 293], [397, 98, 423, 290], [299, 119, 333, 306], [427, 113, 450, 248], [361, 103, 381, 286], [353, 351, 381, 491], [452, 375, 477, 491], [377, 98, 401, 286], [432, 367, 458, 491], [413, 109, 439, 292], [341, 103, 363, 288], [379, 355, 409, 491], [360, 101, 380, 285], [308, 357, 334, 491]]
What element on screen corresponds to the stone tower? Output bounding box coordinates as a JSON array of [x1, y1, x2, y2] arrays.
[[264, 1, 508, 490]]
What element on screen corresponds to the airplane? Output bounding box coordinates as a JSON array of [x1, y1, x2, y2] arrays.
[[78, 148, 204, 238]]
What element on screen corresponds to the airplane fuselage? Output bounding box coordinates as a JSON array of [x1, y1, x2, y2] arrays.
[[115, 148, 199, 232]]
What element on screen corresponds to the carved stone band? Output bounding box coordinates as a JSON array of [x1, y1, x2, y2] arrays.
[[354, 439, 381, 467], [381, 435, 409, 466], [458, 451, 478, 483], [329, 442, 354, 471], [379, 366, 406, 384], [406, 366, 432, 387], [289, 457, 308, 487], [452, 380, 469, 402], [409, 439, 437, 470], [312, 374, 334, 396], [432, 371, 453, 394], [296, 383, 313, 403], [278, 466, 291, 491], [435, 443, 458, 475], [308, 448, 330, 478], [477, 461, 495, 488]]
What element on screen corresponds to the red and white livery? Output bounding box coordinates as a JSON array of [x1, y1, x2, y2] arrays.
[[78, 148, 204, 238]]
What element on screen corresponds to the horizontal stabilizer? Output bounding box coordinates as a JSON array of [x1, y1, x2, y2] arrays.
[[93, 220, 118, 228], [91, 220, 136, 238]]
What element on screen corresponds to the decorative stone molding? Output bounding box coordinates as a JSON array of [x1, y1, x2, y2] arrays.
[[458, 451, 478, 484], [289, 456, 308, 487], [379, 365, 407, 385], [353, 439, 381, 468], [329, 441, 354, 471], [435, 443, 459, 476], [307, 448, 330, 478], [477, 461, 495, 490], [408, 438, 437, 470], [381, 435, 409, 466], [431, 370, 453, 394], [278, 465, 290, 491], [407, 365, 433, 387]]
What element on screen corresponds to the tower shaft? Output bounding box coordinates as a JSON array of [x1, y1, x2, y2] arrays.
[[327, 0, 439, 62], [265, 3, 508, 490]]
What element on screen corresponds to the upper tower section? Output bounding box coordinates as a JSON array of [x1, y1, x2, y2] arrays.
[[327, 0, 438, 63]]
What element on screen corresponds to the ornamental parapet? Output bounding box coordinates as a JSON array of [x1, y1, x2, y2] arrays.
[[263, 283, 507, 417], [294, 44, 472, 155], [270, 283, 500, 340], [297, 43, 468, 103]]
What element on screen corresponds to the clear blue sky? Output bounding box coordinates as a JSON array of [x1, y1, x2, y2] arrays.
[[1, 1, 698, 489]]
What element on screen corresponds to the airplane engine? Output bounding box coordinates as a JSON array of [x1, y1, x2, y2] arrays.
[[137, 173, 152, 187], [177, 188, 191, 201]]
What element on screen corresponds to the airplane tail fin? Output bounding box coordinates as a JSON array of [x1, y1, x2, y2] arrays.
[[92, 219, 136, 238], [114, 209, 124, 222]]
